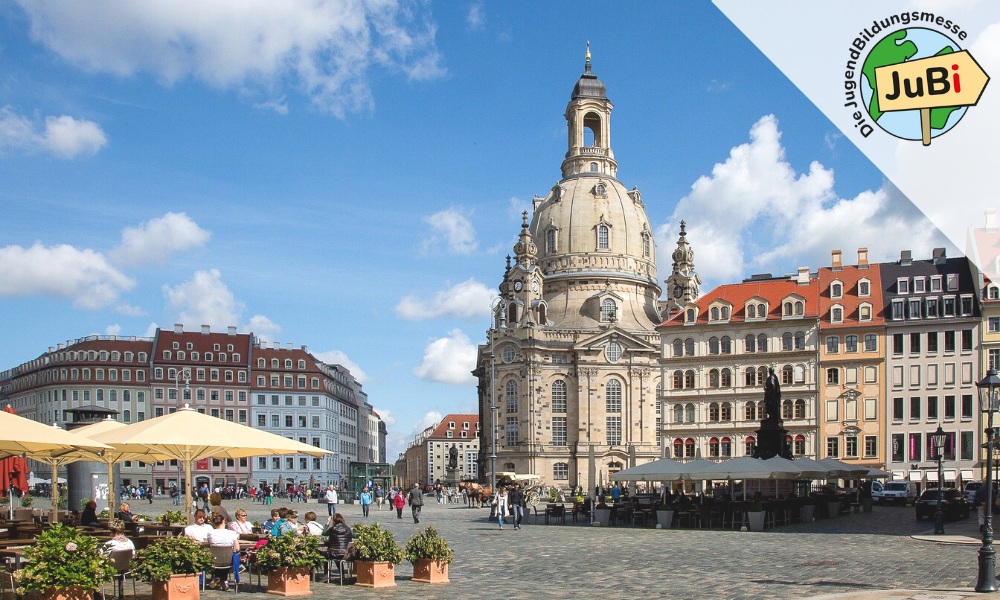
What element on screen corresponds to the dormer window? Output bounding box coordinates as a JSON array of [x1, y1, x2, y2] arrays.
[[989, 285, 1000, 300], [685, 308, 696, 323], [858, 279, 871, 297], [830, 282, 843, 299], [595, 184, 606, 196], [831, 305, 844, 324], [711, 307, 719, 321], [747, 305, 755, 319], [795, 301, 803, 315], [597, 225, 609, 249], [859, 303, 872, 321], [601, 298, 617, 322], [930, 276, 942, 292], [913, 277, 926, 293], [947, 273, 959, 291], [546, 229, 557, 254], [898, 278, 909, 294]]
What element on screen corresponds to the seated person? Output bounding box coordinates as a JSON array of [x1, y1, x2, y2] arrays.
[[229, 508, 254, 534], [115, 502, 136, 523], [269, 508, 290, 536], [277, 510, 300, 536], [103, 518, 135, 553], [322, 513, 352, 560], [80, 500, 100, 527], [206, 513, 240, 591], [209, 492, 232, 525], [262, 508, 280, 532], [302, 511, 323, 536], [184, 509, 213, 542]]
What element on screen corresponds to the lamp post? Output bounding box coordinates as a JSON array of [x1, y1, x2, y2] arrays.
[[975, 369, 1000, 592], [489, 297, 506, 508], [173, 369, 190, 500], [931, 425, 947, 535]]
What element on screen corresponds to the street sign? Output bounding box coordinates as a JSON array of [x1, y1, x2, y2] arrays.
[[874, 49, 989, 145]]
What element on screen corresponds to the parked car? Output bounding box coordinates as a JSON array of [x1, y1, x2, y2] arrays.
[[915, 489, 971, 521], [871, 480, 917, 505]]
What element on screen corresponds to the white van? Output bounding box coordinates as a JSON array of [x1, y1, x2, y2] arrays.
[[871, 480, 917, 505]]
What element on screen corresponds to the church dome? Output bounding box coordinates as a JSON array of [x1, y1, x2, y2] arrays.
[[572, 67, 606, 99]]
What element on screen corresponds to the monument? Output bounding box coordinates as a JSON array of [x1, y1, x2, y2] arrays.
[[752, 367, 793, 459], [445, 446, 460, 484]]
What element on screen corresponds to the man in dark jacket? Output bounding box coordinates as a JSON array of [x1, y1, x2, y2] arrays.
[[509, 485, 524, 529], [408, 483, 424, 523]]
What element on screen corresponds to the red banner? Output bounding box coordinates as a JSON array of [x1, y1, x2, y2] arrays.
[[195, 459, 209, 470]]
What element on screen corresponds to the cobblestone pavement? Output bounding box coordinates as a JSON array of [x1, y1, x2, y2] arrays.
[[119, 498, 999, 600]]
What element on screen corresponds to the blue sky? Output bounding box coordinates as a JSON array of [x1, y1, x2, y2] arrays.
[[0, 1, 945, 457]]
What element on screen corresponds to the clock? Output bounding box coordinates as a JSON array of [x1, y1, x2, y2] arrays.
[[673, 286, 683, 299], [514, 280, 523, 292], [531, 280, 539, 292]]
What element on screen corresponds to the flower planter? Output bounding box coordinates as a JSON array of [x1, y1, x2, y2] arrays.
[[747, 511, 766, 532], [40, 586, 92, 600], [594, 508, 612, 527], [799, 505, 814, 524], [354, 561, 396, 588], [412, 559, 449, 584], [827, 501, 841, 518], [267, 567, 313, 596], [151, 574, 200, 600], [655, 510, 674, 529]]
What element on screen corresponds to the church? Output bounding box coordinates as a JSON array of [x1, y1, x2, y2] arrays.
[[473, 49, 699, 488]]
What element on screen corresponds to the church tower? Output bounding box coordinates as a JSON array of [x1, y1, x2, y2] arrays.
[[662, 220, 702, 314]]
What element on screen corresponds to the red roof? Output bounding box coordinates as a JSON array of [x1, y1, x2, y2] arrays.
[[659, 277, 820, 328], [153, 329, 253, 363], [427, 414, 480, 440], [817, 264, 885, 327]]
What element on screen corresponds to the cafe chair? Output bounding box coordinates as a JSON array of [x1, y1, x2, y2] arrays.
[[205, 546, 238, 593], [105, 549, 136, 600]]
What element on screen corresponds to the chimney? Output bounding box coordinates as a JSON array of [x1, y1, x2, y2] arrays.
[[301, 345, 308, 352], [286, 343, 292, 350], [48, 346, 54, 353], [900, 250, 912, 266], [57, 343, 63, 350], [174, 323, 183, 333], [987, 208, 998, 231], [857, 247, 869, 268], [831, 250, 842, 270], [201, 325, 210, 335], [797, 267, 810, 284], [227, 326, 237, 336], [932, 247, 946, 265]]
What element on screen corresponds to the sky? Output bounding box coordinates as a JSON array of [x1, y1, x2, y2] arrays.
[[0, 1, 949, 459]]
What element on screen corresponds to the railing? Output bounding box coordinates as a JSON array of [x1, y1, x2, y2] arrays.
[[578, 146, 607, 156]]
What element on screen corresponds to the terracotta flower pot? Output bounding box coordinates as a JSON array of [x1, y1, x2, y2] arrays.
[[354, 561, 396, 588], [267, 567, 312, 596], [412, 559, 449, 583], [150, 574, 200, 600], [40, 586, 92, 600]]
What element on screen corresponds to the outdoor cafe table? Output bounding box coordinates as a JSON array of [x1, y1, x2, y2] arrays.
[[141, 523, 184, 535], [0, 546, 28, 569]]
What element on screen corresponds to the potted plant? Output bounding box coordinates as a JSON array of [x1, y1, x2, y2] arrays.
[[404, 527, 452, 584], [20, 493, 33, 508], [132, 535, 212, 600], [593, 502, 612, 527], [747, 499, 766, 532], [351, 522, 403, 588], [15, 524, 115, 600], [159, 510, 185, 526], [255, 533, 326, 596], [655, 502, 674, 529]]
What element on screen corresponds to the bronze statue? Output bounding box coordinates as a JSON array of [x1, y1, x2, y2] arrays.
[[763, 366, 781, 421], [448, 445, 459, 469]]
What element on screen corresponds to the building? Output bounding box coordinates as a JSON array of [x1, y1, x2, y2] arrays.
[[658, 264, 821, 462], [399, 414, 480, 486], [967, 209, 1000, 480], [816, 249, 887, 471], [881, 249, 981, 491], [473, 51, 663, 488]]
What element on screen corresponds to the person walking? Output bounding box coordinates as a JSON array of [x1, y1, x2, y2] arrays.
[[408, 483, 424, 524], [374, 485, 385, 510], [509, 485, 524, 529], [360, 487, 373, 518], [393, 488, 406, 519], [494, 487, 508, 530], [324, 485, 338, 517]]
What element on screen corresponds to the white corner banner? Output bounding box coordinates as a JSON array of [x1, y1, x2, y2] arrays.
[[714, 1, 1000, 275]]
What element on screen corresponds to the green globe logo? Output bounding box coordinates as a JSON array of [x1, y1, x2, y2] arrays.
[[860, 28, 966, 141]]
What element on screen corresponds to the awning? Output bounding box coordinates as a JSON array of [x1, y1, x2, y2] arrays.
[[926, 470, 938, 482], [962, 470, 975, 480], [944, 469, 958, 481], [909, 471, 923, 481], [892, 470, 905, 480]]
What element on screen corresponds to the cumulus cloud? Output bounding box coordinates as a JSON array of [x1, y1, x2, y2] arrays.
[[0, 107, 107, 158], [162, 269, 242, 330], [422, 209, 478, 254], [110, 212, 211, 267], [115, 303, 148, 317], [14, 0, 445, 117], [466, 1, 484, 29], [396, 278, 493, 320], [412, 329, 478, 386], [656, 115, 946, 289], [412, 410, 442, 433], [0, 242, 134, 309], [243, 314, 281, 343], [142, 322, 159, 338], [314, 349, 368, 383], [105, 324, 121, 336], [372, 407, 396, 428]]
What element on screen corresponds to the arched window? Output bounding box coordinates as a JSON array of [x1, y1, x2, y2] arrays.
[[720, 402, 732, 421], [601, 298, 617, 322], [507, 302, 517, 326], [782, 332, 793, 351], [709, 403, 719, 421], [538, 304, 547, 324], [794, 331, 805, 349], [720, 368, 732, 387], [672, 370, 683, 389], [709, 369, 719, 388], [745, 402, 756, 421], [505, 380, 518, 413], [721, 336, 732, 354], [793, 434, 806, 456], [795, 301, 804, 315], [747, 304, 756, 319], [708, 337, 720, 354], [685, 404, 695, 423], [757, 334, 768, 352], [96, 389, 104, 402], [757, 303, 766, 316], [551, 380, 567, 413], [784, 302, 792, 316], [684, 370, 695, 389], [744, 367, 756, 386], [711, 307, 719, 321], [721, 306, 730, 320], [673, 404, 684, 423], [758, 400, 766, 418], [709, 437, 720, 457], [686, 309, 695, 322], [123, 389, 130, 402], [781, 365, 793, 385], [597, 225, 609, 249], [684, 338, 695, 356], [794, 399, 806, 419], [794, 364, 806, 383], [745, 436, 756, 456], [590, 162, 598, 172], [606, 379, 622, 412], [673, 439, 684, 458], [546, 229, 556, 253], [685, 438, 696, 458], [643, 235, 650, 258], [757, 367, 767, 386], [782, 399, 793, 420], [721, 437, 732, 457], [745, 334, 756, 353], [672, 339, 683, 357]]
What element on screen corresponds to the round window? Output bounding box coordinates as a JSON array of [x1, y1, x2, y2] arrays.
[[501, 345, 516, 364], [605, 342, 622, 363]]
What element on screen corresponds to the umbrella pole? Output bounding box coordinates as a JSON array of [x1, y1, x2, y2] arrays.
[[106, 458, 116, 517], [184, 457, 193, 525], [50, 459, 59, 523]]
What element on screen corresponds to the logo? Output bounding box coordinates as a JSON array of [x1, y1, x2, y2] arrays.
[[845, 12, 989, 146]]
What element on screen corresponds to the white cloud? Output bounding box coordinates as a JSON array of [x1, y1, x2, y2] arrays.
[[142, 322, 159, 338], [243, 314, 281, 343], [105, 324, 121, 336], [372, 407, 396, 428], [466, 1, 484, 29], [395, 278, 493, 320], [14, 0, 445, 117], [254, 97, 289, 115], [313, 350, 368, 383], [0, 242, 134, 309], [507, 196, 532, 221], [115, 303, 148, 317], [422, 208, 478, 254], [162, 269, 242, 330], [412, 410, 442, 434], [0, 107, 107, 158], [412, 329, 478, 386], [657, 115, 946, 289], [110, 212, 211, 267]]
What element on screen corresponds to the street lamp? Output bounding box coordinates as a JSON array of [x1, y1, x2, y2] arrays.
[[975, 368, 1000, 592], [173, 369, 190, 501], [930, 425, 947, 535], [489, 297, 506, 509]]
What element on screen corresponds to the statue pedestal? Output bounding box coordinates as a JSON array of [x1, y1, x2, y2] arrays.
[[752, 418, 792, 459], [445, 467, 459, 485]]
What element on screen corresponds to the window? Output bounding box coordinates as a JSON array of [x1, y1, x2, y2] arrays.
[[962, 296, 974, 316], [864, 334, 878, 352], [962, 329, 973, 351], [719, 336, 732, 354], [990, 317, 1000, 333], [831, 282, 843, 298], [858, 280, 870, 296], [782, 332, 792, 351], [926, 298, 939, 317], [709, 369, 720, 388], [781, 365, 793, 385], [757, 334, 767, 352], [709, 337, 720, 354], [672, 339, 683, 357], [684, 338, 695, 356], [606, 380, 622, 412], [845, 335, 858, 353], [910, 332, 921, 354], [962, 431, 975, 461], [745, 334, 756, 353], [864, 435, 877, 458], [685, 439, 696, 458], [944, 330, 956, 352], [944, 395, 956, 419], [552, 417, 567, 446], [600, 299, 617, 322], [910, 397, 920, 420], [944, 297, 956, 316], [891, 300, 904, 320], [708, 438, 719, 457], [909, 299, 922, 319], [781, 400, 792, 420], [745, 437, 756, 456], [962, 394, 973, 418], [552, 462, 569, 480], [672, 370, 683, 389], [605, 342, 622, 363], [551, 380, 567, 413], [826, 437, 839, 458], [257, 414, 266, 427], [597, 225, 609, 249], [845, 436, 858, 458], [709, 403, 720, 422], [927, 332, 938, 353], [927, 395, 939, 420], [685, 404, 695, 423], [794, 331, 805, 350], [673, 405, 684, 423], [745, 402, 756, 421], [605, 416, 621, 445], [826, 336, 839, 354], [898, 278, 909, 294], [859, 304, 872, 321], [505, 380, 518, 413], [720, 368, 731, 388], [684, 370, 695, 389], [747, 304, 756, 319], [826, 368, 839, 385]]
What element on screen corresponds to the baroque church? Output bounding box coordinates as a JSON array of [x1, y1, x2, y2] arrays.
[[473, 49, 699, 488]]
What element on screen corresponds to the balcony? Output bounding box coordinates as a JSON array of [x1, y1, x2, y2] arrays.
[[578, 146, 607, 157]]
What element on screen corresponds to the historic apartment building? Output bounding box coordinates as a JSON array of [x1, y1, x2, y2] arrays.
[[968, 209, 1000, 480], [881, 249, 981, 490], [658, 264, 821, 461], [399, 414, 480, 486], [474, 52, 663, 487], [817, 249, 887, 470]]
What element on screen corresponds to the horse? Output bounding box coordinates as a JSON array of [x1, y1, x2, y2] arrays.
[[459, 482, 492, 507]]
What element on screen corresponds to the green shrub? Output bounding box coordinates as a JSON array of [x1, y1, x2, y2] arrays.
[[16, 524, 114, 593], [131, 536, 212, 582], [749, 499, 764, 512], [403, 527, 453, 564], [159, 510, 185, 525], [351, 522, 403, 565], [20, 494, 33, 508], [255, 534, 326, 571]]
